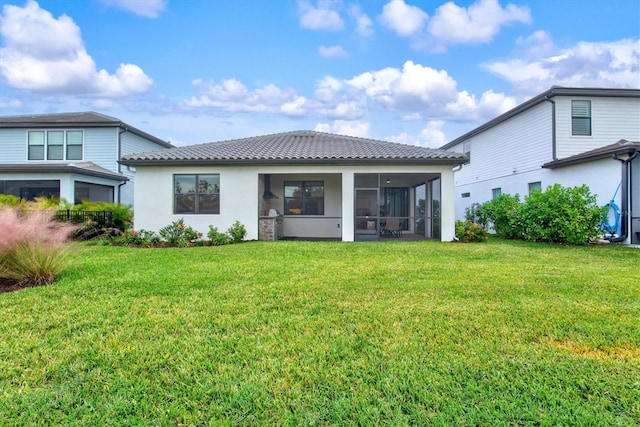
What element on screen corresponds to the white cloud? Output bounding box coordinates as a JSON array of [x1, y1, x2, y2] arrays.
[[386, 121, 446, 148], [318, 45, 348, 58], [281, 96, 308, 117], [347, 61, 458, 111], [345, 61, 517, 122], [428, 0, 531, 49], [99, 0, 166, 18], [183, 78, 301, 113], [483, 38, 640, 95], [516, 30, 555, 58], [0, 1, 153, 97], [318, 101, 364, 120], [315, 120, 370, 137], [402, 112, 422, 121], [349, 5, 373, 38], [298, 0, 344, 31], [0, 98, 23, 109], [379, 0, 428, 37]]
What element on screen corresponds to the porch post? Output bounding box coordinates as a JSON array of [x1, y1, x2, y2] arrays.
[[341, 172, 354, 242], [439, 168, 456, 242]]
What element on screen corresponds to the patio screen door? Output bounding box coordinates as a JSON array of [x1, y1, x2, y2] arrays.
[[354, 189, 379, 241]]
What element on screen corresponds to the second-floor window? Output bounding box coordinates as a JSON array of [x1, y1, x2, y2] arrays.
[[28, 130, 83, 161], [571, 100, 591, 136]]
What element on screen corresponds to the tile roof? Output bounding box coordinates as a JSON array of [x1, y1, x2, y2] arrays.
[[120, 130, 467, 165], [542, 139, 640, 169], [0, 111, 173, 148]]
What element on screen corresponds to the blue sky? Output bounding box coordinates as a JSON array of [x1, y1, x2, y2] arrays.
[[0, 0, 638, 147]]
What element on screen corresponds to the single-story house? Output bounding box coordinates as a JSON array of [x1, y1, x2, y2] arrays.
[[120, 130, 467, 242]]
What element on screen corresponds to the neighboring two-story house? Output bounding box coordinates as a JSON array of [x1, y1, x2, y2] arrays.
[[440, 87, 640, 245], [0, 112, 172, 205]]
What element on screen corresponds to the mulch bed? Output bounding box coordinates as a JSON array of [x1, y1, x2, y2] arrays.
[[0, 277, 43, 293]]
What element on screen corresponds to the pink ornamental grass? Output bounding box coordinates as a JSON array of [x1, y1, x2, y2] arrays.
[[0, 208, 76, 254], [0, 208, 78, 286]]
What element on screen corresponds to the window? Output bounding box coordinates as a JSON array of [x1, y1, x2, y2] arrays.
[[28, 131, 45, 160], [74, 182, 114, 204], [174, 174, 220, 214], [47, 131, 64, 160], [66, 131, 83, 160], [492, 188, 502, 199], [284, 181, 324, 215], [571, 100, 591, 136], [463, 141, 471, 164], [0, 179, 60, 200], [27, 130, 83, 161], [528, 181, 542, 195]]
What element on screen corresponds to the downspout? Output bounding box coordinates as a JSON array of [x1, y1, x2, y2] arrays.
[[117, 126, 128, 204], [544, 95, 557, 160], [609, 150, 639, 243]]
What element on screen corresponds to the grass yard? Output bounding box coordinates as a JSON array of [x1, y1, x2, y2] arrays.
[[1, 239, 639, 425]]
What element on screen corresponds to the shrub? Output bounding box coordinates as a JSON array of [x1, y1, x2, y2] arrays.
[[479, 185, 605, 245], [207, 226, 230, 246], [73, 201, 133, 231], [455, 220, 489, 243], [520, 184, 605, 245], [0, 194, 23, 207], [159, 219, 201, 247], [227, 221, 247, 243], [464, 203, 490, 229], [113, 229, 161, 247], [482, 193, 523, 239], [0, 208, 77, 286]]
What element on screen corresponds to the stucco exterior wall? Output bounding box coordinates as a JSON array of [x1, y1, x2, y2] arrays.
[[132, 163, 457, 242]]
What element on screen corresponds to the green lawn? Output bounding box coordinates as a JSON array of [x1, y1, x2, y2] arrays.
[[1, 239, 639, 425]]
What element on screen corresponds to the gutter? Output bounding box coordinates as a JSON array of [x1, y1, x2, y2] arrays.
[[608, 150, 639, 243], [117, 126, 127, 204], [544, 95, 557, 160]]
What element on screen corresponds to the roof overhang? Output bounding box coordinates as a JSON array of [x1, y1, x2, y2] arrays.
[[0, 163, 129, 182], [119, 157, 468, 167], [542, 139, 640, 169]]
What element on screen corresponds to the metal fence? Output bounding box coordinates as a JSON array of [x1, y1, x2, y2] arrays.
[[55, 210, 113, 228]]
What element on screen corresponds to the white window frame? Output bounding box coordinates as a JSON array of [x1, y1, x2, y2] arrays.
[[571, 100, 592, 136], [27, 130, 84, 161]]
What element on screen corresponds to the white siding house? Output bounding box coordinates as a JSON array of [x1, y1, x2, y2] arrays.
[[440, 87, 640, 245], [121, 131, 466, 242], [0, 112, 172, 206]]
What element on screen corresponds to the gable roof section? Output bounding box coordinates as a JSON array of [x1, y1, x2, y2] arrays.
[[120, 130, 467, 166], [542, 139, 640, 169], [0, 162, 128, 182], [440, 87, 640, 150], [0, 112, 173, 148]]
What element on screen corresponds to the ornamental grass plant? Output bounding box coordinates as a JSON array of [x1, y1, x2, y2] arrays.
[[0, 207, 77, 287]]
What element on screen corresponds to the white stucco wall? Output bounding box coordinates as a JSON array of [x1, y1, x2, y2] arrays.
[[132, 163, 457, 242]]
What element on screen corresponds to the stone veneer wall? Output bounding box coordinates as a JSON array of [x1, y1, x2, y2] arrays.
[[258, 217, 275, 240]]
